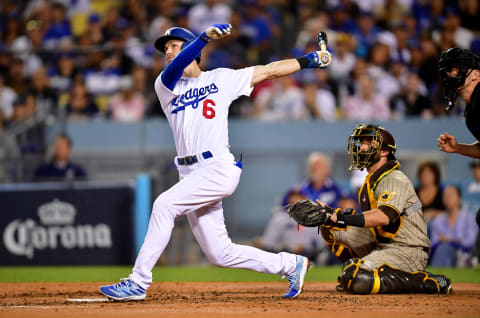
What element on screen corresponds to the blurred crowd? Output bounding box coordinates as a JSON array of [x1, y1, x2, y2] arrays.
[[1, 0, 480, 132]]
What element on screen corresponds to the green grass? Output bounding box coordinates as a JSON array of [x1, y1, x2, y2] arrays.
[[0, 266, 479, 283]]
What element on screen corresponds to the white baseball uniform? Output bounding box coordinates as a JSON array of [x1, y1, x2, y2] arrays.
[[129, 67, 298, 289]]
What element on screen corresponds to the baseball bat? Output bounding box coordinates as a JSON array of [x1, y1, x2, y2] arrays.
[[317, 32, 331, 65]]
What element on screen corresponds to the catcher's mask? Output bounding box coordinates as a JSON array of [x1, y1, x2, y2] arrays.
[[438, 47, 480, 110], [347, 124, 396, 170]]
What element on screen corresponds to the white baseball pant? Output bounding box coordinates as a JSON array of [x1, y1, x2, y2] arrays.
[[129, 153, 298, 289]]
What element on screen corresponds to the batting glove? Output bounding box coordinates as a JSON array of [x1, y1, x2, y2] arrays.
[[200, 24, 232, 42], [300, 50, 332, 69]]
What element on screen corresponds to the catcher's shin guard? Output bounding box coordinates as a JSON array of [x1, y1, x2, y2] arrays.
[[375, 265, 452, 294], [337, 261, 452, 294], [320, 227, 354, 262]]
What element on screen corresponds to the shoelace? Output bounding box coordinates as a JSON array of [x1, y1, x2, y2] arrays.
[[281, 273, 297, 290], [113, 278, 133, 291]]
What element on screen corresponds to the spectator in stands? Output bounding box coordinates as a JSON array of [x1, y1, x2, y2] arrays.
[[2, 14, 22, 46], [109, 76, 145, 122], [368, 43, 400, 100], [290, 152, 343, 208], [345, 57, 369, 96], [34, 133, 87, 182], [390, 72, 432, 119], [6, 57, 29, 96], [416, 37, 442, 96], [27, 66, 58, 120], [42, 2, 72, 49], [120, 0, 148, 31], [442, 6, 475, 50], [241, 2, 273, 64], [11, 92, 36, 124], [0, 74, 17, 126], [373, 0, 409, 30], [303, 69, 337, 122], [430, 185, 478, 267], [49, 52, 78, 94], [343, 74, 390, 121], [462, 160, 480, 214], [84, 14, 104, 46], [102, 7, 122, 44], [10, 19, 43, 76], [252, 188, 325, 263], [65, 82, 99, 120], [352, 10, 381, 58], [188, 0, 231, 36], [329, 33, 356, 85], [250, 75, 306, 121], [459, 0, 480, 32], [415, 160, 445, 222], [330, 4, 356, 34]]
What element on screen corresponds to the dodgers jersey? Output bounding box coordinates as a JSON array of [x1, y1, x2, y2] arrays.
[[155, 67, 254, 158]]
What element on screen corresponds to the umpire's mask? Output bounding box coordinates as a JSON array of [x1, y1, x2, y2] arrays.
[[438, 47, 480, 110], [347, 124, 397, 171]]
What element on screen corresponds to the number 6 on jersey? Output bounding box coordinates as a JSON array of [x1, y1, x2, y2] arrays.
[[203, 99, 216, 119]]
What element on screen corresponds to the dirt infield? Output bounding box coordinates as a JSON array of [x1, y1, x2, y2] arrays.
[[1, 282, 479, 318]]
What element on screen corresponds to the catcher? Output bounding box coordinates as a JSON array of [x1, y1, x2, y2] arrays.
[[288, 123, 452, 294]]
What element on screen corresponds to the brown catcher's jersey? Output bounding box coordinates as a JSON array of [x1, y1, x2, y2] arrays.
[[358, 161, 430, 250]]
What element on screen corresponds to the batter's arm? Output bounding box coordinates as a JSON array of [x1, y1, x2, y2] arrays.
[[250, 50, 332, 86], [161, 36, 208, 90], [251, 60, 301, 87]]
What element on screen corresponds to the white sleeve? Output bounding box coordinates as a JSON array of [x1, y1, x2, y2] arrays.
[[224, 67, 254, 100], [154, 73, 179, 111]]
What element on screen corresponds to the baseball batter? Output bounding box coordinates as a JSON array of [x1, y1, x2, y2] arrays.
[[288, 124, 452, 294], [99, 24, 332, 301]]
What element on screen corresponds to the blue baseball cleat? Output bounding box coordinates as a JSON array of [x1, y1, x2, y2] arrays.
[[283, 256, 310, 298], [99, 278, 146, 301]]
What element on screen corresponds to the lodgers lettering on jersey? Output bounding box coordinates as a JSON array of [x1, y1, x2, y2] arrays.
[[171, 83, 219, 114]]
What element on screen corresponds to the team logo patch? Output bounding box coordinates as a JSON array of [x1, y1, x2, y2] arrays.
[[379, 191, 396, 202]]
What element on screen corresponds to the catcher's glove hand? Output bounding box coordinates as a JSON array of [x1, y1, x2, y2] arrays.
[[286, 199, 335, 227]]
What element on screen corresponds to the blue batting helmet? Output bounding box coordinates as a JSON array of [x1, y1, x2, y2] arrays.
[[154, 27, 201, 62]]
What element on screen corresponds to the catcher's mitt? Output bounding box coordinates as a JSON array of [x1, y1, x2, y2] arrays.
[[286, 199, 335, 227]]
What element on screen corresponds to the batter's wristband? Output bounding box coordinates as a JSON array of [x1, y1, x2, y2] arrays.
[[336, 212, 365, 227], [199, 32, 210, 43], [296, 56, 310, 69]]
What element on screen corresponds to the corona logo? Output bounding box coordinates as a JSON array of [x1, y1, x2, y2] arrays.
[[3, 199, 112, 259], [38, 199, 76, 225]]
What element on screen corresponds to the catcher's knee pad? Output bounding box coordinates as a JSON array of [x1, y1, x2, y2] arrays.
[[320, 227, 354, 262], [337, 258, 375, 294]]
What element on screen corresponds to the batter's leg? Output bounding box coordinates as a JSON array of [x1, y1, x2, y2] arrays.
[[187, 201, 298, 275], [129, 160, 242, 289]]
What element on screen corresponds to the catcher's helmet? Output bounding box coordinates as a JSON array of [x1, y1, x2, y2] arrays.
[[347, 124, 396, 170], [154, 27, 201, 63], [438, 48, 480, 110]]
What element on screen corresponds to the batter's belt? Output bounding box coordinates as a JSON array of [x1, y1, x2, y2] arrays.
[[177, 151, 213, 165]]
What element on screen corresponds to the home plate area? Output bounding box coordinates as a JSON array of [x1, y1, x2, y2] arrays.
[[1, 282, 479, 318]]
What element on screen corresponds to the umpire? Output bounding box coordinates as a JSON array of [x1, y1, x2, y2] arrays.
[[289, 124, 452, 294], [437, 48, 480, 159]]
